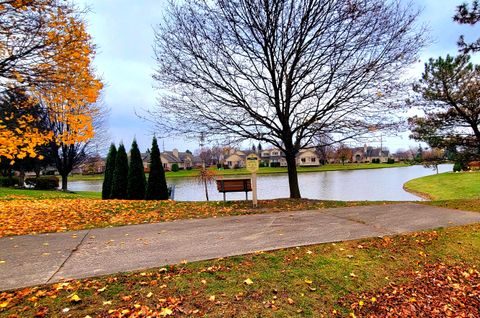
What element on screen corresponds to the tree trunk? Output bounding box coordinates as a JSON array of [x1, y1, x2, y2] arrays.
[[61, 174, 68, 191], [18, 168, 25, 187], [285, 151, 301, 199], [204, 180, 209, 201]]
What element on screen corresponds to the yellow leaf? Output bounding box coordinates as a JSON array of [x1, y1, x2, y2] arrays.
[[102, 301, 112, 305], [244, 278, 253, 285], [209, 295, 216, 301], [304, 279, 313, 285], [160, 307, 173, 316], [97, 287, 106, 292], [0, 302, 8, 308], [146, 292, 153, 298], [70, 294, 81, 302]]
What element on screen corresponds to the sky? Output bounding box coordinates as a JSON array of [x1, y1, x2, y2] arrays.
[[77, 0, 480, 154]]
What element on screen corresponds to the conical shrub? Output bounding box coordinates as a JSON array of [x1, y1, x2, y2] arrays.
[[110, 143, 129, 199], [127, 139, 146, 199], [102, 143, 117, 199], [146, 136, 169, 200]]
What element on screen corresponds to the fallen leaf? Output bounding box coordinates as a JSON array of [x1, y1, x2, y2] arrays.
[[244, 278, 253, 285], [69, 294, 81, 303], [160, 307, 173, 316]]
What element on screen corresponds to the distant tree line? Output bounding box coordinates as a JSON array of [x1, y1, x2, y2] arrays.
[[102, 137, 169, 200]]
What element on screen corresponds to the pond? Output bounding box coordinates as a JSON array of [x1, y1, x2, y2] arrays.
[[68, 164, 452, 201]]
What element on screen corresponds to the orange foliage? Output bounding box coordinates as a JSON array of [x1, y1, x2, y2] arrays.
[[0, 1, 103, 163]]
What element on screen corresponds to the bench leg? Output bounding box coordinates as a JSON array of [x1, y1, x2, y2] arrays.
[[245, 191, 248, 200], [223, 192, 226, 202]]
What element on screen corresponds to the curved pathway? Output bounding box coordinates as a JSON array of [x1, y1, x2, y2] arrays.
[[1, 203, 480, 291]]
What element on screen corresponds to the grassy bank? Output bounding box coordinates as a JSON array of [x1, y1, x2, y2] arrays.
[[0, 187, 100, 199], [70, 163, 409, 181], [1, 222, 479, 317], [404, 172, 480, 200]]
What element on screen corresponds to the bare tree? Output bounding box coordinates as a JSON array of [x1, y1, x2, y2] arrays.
[[335, 144, 353, 165], [422, 148, 445, 174], [149, 0, 425, 198]]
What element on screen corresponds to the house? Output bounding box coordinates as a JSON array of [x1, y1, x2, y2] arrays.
[[296, 148, 320, 166], [142, 148, 194, 172], [224, 150, 247, 168], [260, 148, 288, 167], [351, 144, 391, 163], [79, 156, 106, 175]]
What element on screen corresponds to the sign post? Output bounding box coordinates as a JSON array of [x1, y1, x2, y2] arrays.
[[246, 154, 259, 207]]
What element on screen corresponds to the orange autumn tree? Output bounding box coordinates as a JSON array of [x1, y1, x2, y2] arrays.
[[0, 1, 102, 168], [34, 9, 103, 190]]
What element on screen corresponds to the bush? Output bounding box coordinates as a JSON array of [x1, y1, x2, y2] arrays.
[[0, 176, 19, 187], [270, 162, 281, 167], [453, 162, 462, 172], [216, 163, 222, 169], [146, 137, 169, 200], [102, 143, 117, 199], [186, 166, 192, 170], [172, 163, 179, 172], [111, 144, 129, 199], [127, 139, 146, 200], [25, 176, 59, 190], [387, 158, 395, 164], [259, 162, 266, 167]]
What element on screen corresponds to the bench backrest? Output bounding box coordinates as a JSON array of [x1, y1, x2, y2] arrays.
[[216, 179, 252, 192]]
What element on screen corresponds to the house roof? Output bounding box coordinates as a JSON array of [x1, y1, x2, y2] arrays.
[[161, 152, 182, 163]]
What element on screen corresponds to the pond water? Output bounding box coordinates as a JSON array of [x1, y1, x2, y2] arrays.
[[68, 164, 452, 201]]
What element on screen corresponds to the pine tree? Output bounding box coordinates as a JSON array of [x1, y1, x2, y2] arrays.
[[110, 143, 129, 199], [102, 143, 117, 199], [146, 137, 169, 200], [127, 139, 146, 199]]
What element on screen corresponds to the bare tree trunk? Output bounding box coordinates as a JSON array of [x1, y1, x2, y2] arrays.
[[61, 174, 68, 191], [18, 167, 25, 187], [285, 151, 301, 199], [204, 179, 209, 201]]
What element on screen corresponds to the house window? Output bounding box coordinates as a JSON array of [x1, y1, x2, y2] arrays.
[[272, 151, 279, 156], [311, 157, 316, 162], [301, 158, 306, 163]]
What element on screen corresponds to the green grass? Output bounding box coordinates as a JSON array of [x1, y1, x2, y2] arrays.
[[0, 187, 100, 199], [404, 171, 480, 200], [70, 163, 408, 181], [2, 219, 480, 317]]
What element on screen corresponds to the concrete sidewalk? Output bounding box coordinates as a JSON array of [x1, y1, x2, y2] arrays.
[[1, 203, 480, 291]]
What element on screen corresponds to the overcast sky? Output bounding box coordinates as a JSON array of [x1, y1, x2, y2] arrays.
[[77, 0, 480, 153]]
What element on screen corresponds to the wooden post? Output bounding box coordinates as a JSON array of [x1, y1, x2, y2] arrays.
[[246, 153, 259, 208], [252, 172, 257, 208]]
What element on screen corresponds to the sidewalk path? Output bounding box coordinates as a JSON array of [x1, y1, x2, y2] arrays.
[[2, 203, 480, 291]]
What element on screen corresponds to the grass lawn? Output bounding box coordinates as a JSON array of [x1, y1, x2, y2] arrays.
[[1, 220, 479, 317], [0, 187, 100, 199], [404, 171, 480, 200], [69, 163, 409, 181]]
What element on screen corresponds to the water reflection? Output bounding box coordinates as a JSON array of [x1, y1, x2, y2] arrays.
[[68, 164, 452, 201]]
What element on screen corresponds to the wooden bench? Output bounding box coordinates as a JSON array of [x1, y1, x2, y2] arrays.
[[216, 178, 252, 201]]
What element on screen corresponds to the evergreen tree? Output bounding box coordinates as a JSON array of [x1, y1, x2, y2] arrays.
[[102, 143, 117, 199], [258, 143, 262, 152], [110, 143, 129, 199], [127, 139, 146, 199], [146, 137, 169, 200]]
